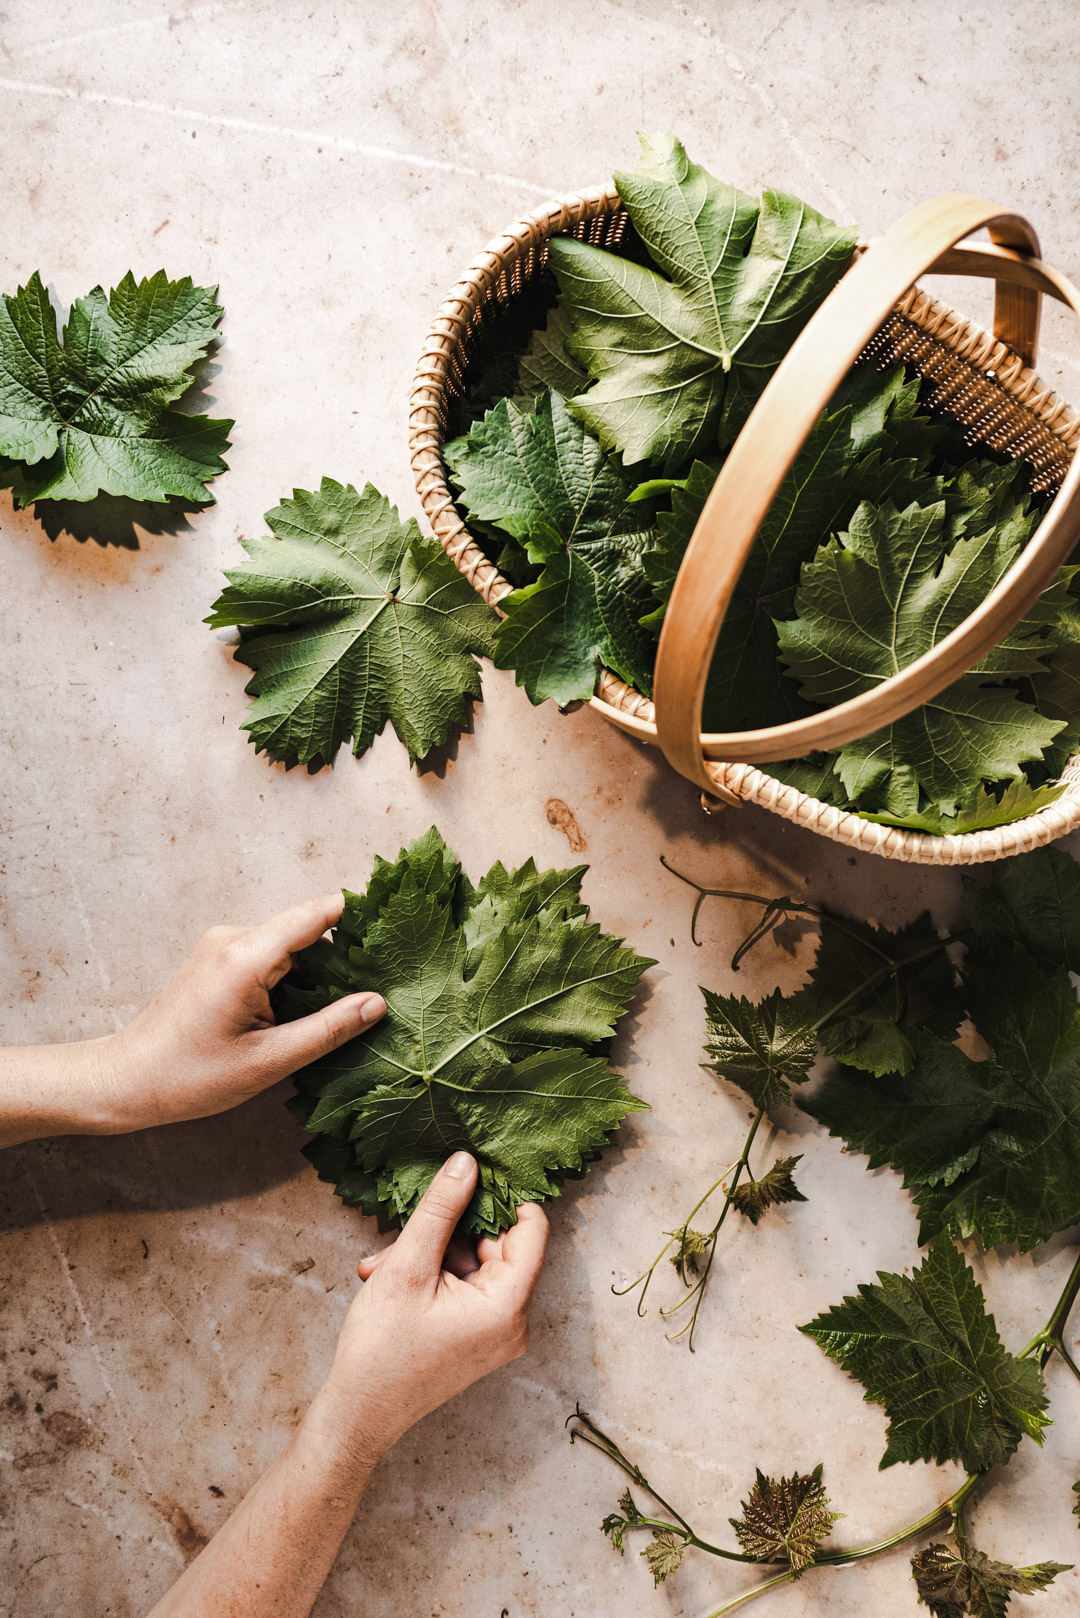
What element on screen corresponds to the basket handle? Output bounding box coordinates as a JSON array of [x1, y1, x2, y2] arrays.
[[653, 193, 1080, 793]]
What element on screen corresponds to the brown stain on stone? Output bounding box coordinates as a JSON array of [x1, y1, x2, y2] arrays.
[[43, 1411, 95, 1449], [2, 1389, 26, 1416], [545, 798, 587, 852], [164, 1503, 210, 1556]]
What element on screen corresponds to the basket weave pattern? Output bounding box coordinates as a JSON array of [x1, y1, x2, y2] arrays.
[[409, 189, 1080, 865]]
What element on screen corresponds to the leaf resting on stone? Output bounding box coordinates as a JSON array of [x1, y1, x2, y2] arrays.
[[731, 1156, 807, 1224], [206, 479, 497, 764], [910, 1536, 1068, 1617], [730, 1463, 841, 1573], [283, 827, 653, 1236], [0, 270, 231, 505], [800, 1239, 1049, 1471]]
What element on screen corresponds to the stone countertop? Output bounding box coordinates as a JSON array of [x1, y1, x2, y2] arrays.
[[1, 3, 1079, 1614]]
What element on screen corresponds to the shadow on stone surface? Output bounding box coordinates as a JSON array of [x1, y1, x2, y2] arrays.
[[0, 1082, 305, 1232], [30, 492, 208, 549]]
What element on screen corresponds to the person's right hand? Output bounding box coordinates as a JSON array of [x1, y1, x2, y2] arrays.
[[310, 1153, 549, 1462]]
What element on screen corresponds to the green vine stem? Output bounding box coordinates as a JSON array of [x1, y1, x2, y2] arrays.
[[624, 867, 963, 1346], [576, 1245, 1080, 1614]]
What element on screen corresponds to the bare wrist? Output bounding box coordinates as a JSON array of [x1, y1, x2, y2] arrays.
[[0, 1034, 125, 1147]]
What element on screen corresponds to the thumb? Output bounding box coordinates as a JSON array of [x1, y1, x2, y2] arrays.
[[261, 992, 386, 1079], [385, 1153, 479, 1285]]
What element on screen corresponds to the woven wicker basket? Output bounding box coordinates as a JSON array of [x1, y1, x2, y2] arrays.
[[410, 186, 1080, 865]]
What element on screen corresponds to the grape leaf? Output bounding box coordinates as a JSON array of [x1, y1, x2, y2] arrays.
[[702, 986, 821, 1109], [513, 306, 588, 403], [911, 1537, 1068, 1617], [807, 941, 1080, 1252], [857, 777, 1066, 835], [548, 131, 857, 473], [730, 1464, 841, 1573], [206, 479, 497, 765], [962, 845, 1080, 973], [810, 911, 960, 1077], [283, 828, 653, 1236], [641, 367, 949, 729], [799, 1239, 1049, 1471], [730, 1156, 807, 1224], [0, 270, 231, 505], [642, 1530, 685, 1585], [777, 497, 1065, 817], [447, 390, 657, 703]]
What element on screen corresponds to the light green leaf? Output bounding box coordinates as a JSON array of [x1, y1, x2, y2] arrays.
[[800, 1239, 1049, 1471], [206, 479, 497, 765], [284, 829, 653, 1235], [549, 132, 856, 472], [858, 777, 1066, 835], [0, 270, 230, 504]]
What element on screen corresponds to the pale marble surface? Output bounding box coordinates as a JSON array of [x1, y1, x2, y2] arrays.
[[1, 4, 1079, 1615]]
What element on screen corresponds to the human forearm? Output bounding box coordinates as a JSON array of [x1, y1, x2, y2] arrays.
[[0, 1037, 120, 1148], [145, 1382, 379, 1618]]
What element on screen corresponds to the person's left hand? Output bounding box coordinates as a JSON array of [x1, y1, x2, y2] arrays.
[[93, 893, 385, 1133]]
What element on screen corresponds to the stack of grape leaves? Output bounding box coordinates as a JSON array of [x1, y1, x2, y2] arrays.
[[444, 132, 1080, 833]]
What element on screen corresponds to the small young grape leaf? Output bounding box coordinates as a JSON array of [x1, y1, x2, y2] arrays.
[[702, 986, 821, 1109], [549, 132, 855, 473], [799, 1239, 1049, 1471], [730, 1464, 841, 1573], [667, 1223, 711, 1280], [731, 1156, 807, 1224], [206, 479, 497, 765], [283, 828, 654, 1236], [1073, 1479, 1080, 1523], [642, 1530, 686, 1585], [910, 1537, 1068, 1617], [777, 497, 1064, 818], [446, 390, 657, 703], [807, 940, 1080, 1252], [0, 270, 231, 505], [962, 845, 1080, 974], [601, 1489, 640, 1554]]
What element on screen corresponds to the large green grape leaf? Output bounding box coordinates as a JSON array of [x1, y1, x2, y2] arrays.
[[447, 390, 657, 703], [800, 1239, 1049, 1471], [962, 845, 1080, 973], [806, 941, 1080, 1252], [283, 828, 654, 1236], [548, 132, 857, 473], [777, 496, 1065, 817], [206, 479, 497, 765], [0, 270, 231, 505], [641, 366, 951, 729]]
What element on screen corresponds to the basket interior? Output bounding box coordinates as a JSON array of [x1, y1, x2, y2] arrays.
[[439, 203, 1073, 497]]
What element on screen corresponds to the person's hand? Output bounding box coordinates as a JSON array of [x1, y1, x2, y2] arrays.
[[309, 1152, 549, 1462], [94, 893, 385, 1133]]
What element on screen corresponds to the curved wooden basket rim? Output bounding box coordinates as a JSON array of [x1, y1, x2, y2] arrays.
[[409, 185, 1080, 853], [650, 195, 1080, 790]]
